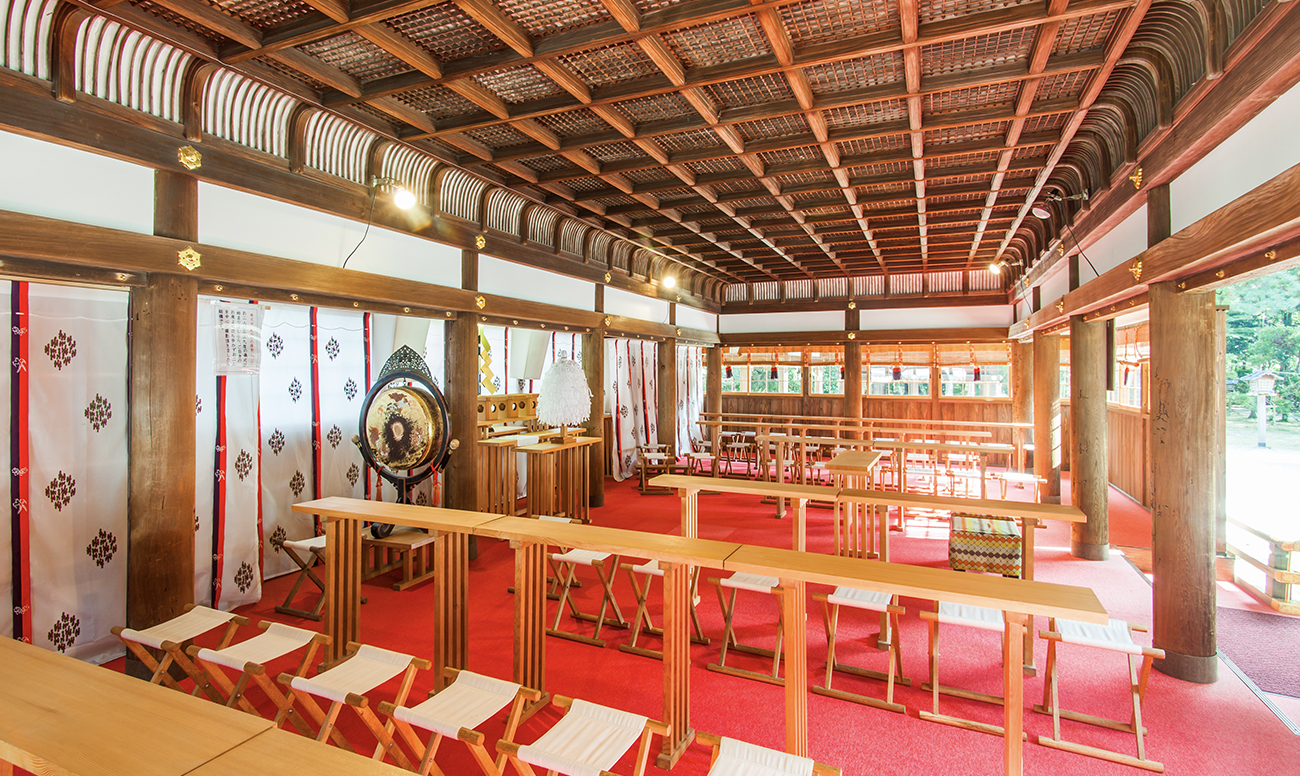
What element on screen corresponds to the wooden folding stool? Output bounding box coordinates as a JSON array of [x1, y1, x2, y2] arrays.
[[185, 621, 329, 735], [381, 667, 540, 776], [919, 602, 1023, 738], [617, 559, 709, 659], [706, 572, 785, 686], [112, 604, 246, 702], [276, 641, 429, 769], [496, 695, 668, 776], [812, 587, 909, 713], [696, 732, 841, 776], [274, 534, 328, 620], [1034, 618, 1166, 772], [547, 548, 629, 647]]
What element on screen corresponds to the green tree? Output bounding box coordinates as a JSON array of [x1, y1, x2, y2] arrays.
[[1219, 268, 1300, 421]]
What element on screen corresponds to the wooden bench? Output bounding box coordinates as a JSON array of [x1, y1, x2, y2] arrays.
[[363, 528, 437, 591]]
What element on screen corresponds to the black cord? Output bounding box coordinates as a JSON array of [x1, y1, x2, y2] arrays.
[[1060, 219, 1102, 279], [341, 188, 378, 270]]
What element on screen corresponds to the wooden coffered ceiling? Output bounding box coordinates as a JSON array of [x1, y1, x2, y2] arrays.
[[54, 0, 1278, 288]]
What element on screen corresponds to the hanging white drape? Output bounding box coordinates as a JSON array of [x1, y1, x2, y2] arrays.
[[24, 284, 129, 662], [605, 338, 657, 481], [314, 308, 366, 504], [258, 303, 315, 581], [676, 345, 704, 457]]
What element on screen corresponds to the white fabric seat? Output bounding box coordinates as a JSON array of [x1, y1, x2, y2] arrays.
[[516, 699, 649, 776], [291, 644, 415, 704], [721, 572, 779, 594], [118, 605, 237, 650], [814, 589, 907, 713], [552, 548, 611, 567], [195, 622, 316, 672], [825, 586, 891, 612], [1055, 617, 1144, 655], [709, 737, 815, 776], [935, 601, 1005, 632], [282, 534, 327, 554], [919, 602, 1012, 735]]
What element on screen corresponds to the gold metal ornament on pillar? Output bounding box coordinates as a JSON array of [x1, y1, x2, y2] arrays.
[[177, 146, 202, 170], [177, 247, 202, 270]]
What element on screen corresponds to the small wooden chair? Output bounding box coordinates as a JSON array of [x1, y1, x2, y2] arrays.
[[185, 621, 328, 735], [496, 696, 667, 776], [696, 732, 841, 776], [112, 604, 245, 702], [812, 587, 908, 713], [707, 572, 785, 686], [919, 602, 1020, 738], [1035, 618, 1166, 772], [548, 548, 628, 647], [274, 534, 328, 620], [277, 641, 429, 769], [381, 667, 540, 776], [617, 559, 709, 659]]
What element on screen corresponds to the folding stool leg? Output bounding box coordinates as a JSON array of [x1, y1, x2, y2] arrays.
[[688, 567, 710, 645], [275, 546, 327, 620], [250, 670, 314, 736], [284, 682, 352, 749], [314, 699, 349, 749], [353, 700, 413, 769], [707, 583, 784, 686], [588, 557, 629, 642], [823, 602, 840, 690]]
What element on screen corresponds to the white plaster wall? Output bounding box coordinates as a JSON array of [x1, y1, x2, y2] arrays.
[[858, 305, 1013, 330], [1039, 264, 1071, 310], [1015, 299, 1032, 323], [676, 305, 717, 332], [605, 286, 670, 323], [719, 310, 845, 333], [1172, 79, 1300, 232], [197, 183, 462, 288], [0, 129, 152, 234], [479, 255, 594, 310], [1080, 203, 1147, 276]]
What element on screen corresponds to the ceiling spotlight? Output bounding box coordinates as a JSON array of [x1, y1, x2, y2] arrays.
[[1031, 189, 1090, 220], [392, 186, 416, 210], [989, 261, 1003, 274], [662, 275, 676, 288], [371, 176, 416, 210], [1030, 204, 1052, 220]]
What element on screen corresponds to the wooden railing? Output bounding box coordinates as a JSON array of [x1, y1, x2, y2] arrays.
[[1227, 517, 1300, 615]]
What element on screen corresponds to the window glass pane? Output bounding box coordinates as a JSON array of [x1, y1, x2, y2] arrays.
[[748, 365, 801, 394], [809, 364, 844, 395], [721, 364, 748, 393], [1107, 362, 1143, 408], [939, 365, 1009, 397], [866, 365, 929, 396]]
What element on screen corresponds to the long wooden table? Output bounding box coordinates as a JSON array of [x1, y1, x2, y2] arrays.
[[294, 496, 1106, 776], [0, 637, 409, 776], [871, 439, 1017, 499]]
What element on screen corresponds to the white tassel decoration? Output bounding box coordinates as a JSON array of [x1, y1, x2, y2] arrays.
[[537, 359, 592, 430]]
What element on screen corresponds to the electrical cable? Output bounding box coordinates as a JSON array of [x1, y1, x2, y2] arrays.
[[341, 186, 379, 271], [1059, 218, 1102, 279]]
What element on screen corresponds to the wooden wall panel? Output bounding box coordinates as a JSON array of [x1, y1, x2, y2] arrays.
[[720, 396, 1015, 445], [1107, 406, 1150, 507]]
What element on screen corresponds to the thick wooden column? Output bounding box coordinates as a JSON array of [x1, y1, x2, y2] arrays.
[[583, 329, 605, 508], [1150, 280, 1218, 683], [1011, 340, 1033, 472], [127, 170, 198, 636], [1214, 306, 1228, 555], [1033, 333, 1062, 503], [445, 247, 480, 544], [1069, 316, 1109, 559], [657, 337, 677, 453], [844, 340, 863, 430]]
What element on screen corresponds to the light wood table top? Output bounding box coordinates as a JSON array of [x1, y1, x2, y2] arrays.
[[755, 434, 875, 447], [825, 450, 886, 474], [723, 545, 1107, 623], [701, 419, 993, 439], [477, 515, 744, 566], [838, 488, 1086, 523], [701, 412, 1033, 430], [0, 638, 272, 776], [294, 497, 506, 533], [516, 435, 600, 453], [190, 727, 410, 776], [650, 473, 835, 502], [871, 439, 1015, 454]]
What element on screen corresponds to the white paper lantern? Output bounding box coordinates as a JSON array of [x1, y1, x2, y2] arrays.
[[537, 358, 592, 428]]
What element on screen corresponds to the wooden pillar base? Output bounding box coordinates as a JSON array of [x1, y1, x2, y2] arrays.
[[1153, 650, 1218, 684], [1070, 540, 1110, 561]]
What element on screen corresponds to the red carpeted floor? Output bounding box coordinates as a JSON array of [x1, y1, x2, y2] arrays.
[[100, 473, 1300, 775]]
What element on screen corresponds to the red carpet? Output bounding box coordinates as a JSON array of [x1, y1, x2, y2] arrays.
[[93, 474, 1299, 775]]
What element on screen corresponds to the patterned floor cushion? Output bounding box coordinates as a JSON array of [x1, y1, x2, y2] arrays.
[[948, 514, 1023, 577]]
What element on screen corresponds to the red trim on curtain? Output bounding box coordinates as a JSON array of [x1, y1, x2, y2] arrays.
[[363, 312, 373, 500], [10, 281, 30, 641], [309, 308, 322, 530], [212, 376, 228, 608]]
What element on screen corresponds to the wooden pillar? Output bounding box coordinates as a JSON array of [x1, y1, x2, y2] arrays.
[[1069, 315, 1109, 559], [706, 346, 722, 471], [1033, 333, 1062, 503], [445, 248, 480, 541], [658, 337, 678, 453], [1011, 340, 1033, 472], [844, 340, 863, 432], [1214, 306, 1228, 555], [127, 170, 198, 640], [1150, 280, 1218, 684], [583, 329, 605, 508]]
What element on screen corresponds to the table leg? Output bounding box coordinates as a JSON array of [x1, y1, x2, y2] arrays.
[[323, 517, 361, 668], [658, 561, 694, 768], [774, 441, 786, 518], [679, 488, 698, 539], [1003, 612, 1029, 776], [432, 531, 469, 692], [781, 578, 808, 757], [792, 499, 807, 552], [979, 454, 988, 500], [833, 489, 843, 557], [513, 541, 549, 720], [1021, 518, 1038, 675]]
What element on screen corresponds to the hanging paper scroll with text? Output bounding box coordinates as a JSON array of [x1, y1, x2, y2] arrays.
[[213, 301, 263, 375]]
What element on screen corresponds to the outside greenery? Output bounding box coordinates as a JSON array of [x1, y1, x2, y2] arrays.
[[1220, 267, 1300, 421]]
